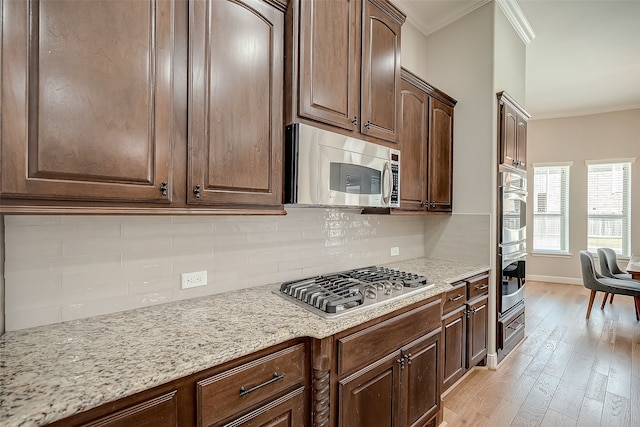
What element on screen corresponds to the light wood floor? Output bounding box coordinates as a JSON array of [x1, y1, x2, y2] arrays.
[[442, 280, 640, 427]]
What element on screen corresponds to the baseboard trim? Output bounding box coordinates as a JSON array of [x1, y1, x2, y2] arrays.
[[527, 275, 582, 285], [486, 352, 498, 370]]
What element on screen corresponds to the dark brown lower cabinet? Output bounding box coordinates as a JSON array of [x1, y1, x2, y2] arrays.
[[334, 297, 442, 427], [441, 273, 490, 393], [222, 388, 305, 427], [441, 306, 466, 391], [467, 296, 489, 369], [339, 352, 401, 427], [79, 391, 179, 427], [338, 330, 441, 427], [403, 332, 440, 427], [45, 340, 308, 427]]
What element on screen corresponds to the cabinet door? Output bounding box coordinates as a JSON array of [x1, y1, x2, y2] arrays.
[[80, 391, 178, 427], [1, 0, 173, 203], [441, 307, 466, 392], [298, 0, 360, 131], [398, 77, 428, 211], [500, 103, 518, 168], [222, 388, 305, 427], [188, 0, 283, 207], [516, 114, 528, 169], [338, 353, 401, 427], [467, 296, 489, 368], [426, 98, 453, 212], [402, 331, 440, 427], [360, 0, 401, 143]]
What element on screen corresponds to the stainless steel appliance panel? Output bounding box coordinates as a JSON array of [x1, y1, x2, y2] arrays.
[[285, 123, 400, 208]]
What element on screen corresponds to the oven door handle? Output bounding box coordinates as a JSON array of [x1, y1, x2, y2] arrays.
[[503, 251, 527, 263]]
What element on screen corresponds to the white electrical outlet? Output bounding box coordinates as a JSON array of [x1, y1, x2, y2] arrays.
[[390, 247, 400, 256], [181, 271, 208, 289]]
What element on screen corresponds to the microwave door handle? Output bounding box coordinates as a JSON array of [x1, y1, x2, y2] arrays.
[[382, 162, 392, 206]]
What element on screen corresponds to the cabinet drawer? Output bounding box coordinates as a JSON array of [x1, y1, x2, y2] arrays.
[[442, 282, 466, 315], [337, 298, 441, 376], [197, 343, 306, 427], [499, 303, 525, 349], [467, 273, 489, 301]]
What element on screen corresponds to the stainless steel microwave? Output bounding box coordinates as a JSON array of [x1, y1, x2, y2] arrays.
[[284, 123, 400, 208]]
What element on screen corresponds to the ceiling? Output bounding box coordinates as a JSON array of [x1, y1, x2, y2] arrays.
[[393, 0, 640, 119]]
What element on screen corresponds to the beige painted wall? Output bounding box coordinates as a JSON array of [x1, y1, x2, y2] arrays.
[[527, 109, 640, 283], [494, 6, 526, 104], [402, 4, 496, 215]]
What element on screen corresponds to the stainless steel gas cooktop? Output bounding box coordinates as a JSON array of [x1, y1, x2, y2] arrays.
[[277, 266, 435, 318]]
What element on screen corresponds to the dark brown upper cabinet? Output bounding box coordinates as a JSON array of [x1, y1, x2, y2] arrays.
[[286, 0, 405, 145], [296, 0, 360, 131], [396, 69, 456, 214], [1, 0, 174, 204], [497, 91, 530, 171], [188, 0, 284, 209], [1, 0, 286, 214], [398, 76, 429, 212], [427, 97, 454, 212]]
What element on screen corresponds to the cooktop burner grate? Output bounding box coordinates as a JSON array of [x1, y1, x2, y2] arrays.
[[278, 266, 434, 317]]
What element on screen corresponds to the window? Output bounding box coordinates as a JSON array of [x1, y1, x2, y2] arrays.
[[533, 164, 570, 253], [587, 161, 632, 256]]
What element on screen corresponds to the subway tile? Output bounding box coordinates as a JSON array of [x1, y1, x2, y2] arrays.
[[172, 234, 214, 250], [214, 221, 277, 234], [61, 276, 128, 302], [61, 294, 154, 322], [4, 215, 62, 226], [6, 253, 121, 275], [5, 306, 62, 331], [5, 281, 62, 312], [128, 277, 177, 295], [212, 250, 248, 269], [3, 207, 433, 329], [5, 241, 62, 260], [5, 224, 121, 243], [172, 255, 216, 275], [170, 216, 216, 224], [247, 231, 280, 244], [123, 221, 212, 238], [118, 263, 174, 282]]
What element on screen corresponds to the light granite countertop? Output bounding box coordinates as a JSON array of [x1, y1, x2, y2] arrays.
[[0, 257, 489, 426]]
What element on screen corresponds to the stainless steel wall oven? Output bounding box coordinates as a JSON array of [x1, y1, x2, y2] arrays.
[[498, 170, 527, 315]]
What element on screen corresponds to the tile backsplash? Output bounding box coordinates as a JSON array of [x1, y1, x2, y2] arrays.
[[3, 208, 426, 331]]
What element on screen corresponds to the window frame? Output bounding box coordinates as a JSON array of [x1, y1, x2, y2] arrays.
[[531, 162, 572, 255], [586, 159, 634, 257]]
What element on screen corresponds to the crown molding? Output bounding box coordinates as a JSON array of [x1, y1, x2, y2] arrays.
[[496, 0, 535, 44], [394, 0, 491, 37], [529, 104, 640, 121]]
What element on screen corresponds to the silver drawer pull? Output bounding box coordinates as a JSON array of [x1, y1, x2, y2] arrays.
[[449, 294, 464, 302], [475, 284, 488, 290], [239, 372, 284, 397]]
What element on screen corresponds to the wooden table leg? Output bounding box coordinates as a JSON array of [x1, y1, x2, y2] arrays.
[[635, 297, 640, 321]]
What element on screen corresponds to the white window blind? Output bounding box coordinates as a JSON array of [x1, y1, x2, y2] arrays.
[[587, 162, 632, 256], [533, 165, 570, 253]]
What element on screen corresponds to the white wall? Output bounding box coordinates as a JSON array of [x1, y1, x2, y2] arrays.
[[527, 109, 640, 282], [493, 6, 526, 104], [401, 3, 527, 368], [3, 209, 426, 330], [402, 5, 495, 215]]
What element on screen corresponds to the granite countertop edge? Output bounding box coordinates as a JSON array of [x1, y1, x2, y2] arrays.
[[0, 257, 490, 426]]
